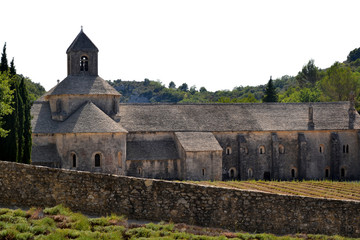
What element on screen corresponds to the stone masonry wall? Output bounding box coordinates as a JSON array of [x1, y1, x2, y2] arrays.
[[0, 161, 359, 237]]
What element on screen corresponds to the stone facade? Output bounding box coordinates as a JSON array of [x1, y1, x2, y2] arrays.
[[31, 29, 360, 181], [0, 161, 359, 237]]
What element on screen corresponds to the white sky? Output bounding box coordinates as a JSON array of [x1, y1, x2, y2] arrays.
[[1, 0, 360, 91]]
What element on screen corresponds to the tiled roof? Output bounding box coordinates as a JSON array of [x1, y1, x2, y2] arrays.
[[31, 101, 59, 133], [57, 101, 127, 133], [66, 29, 98, 53], [175, 132, 223, 152], [31, 101, 127, 134], [118, 102, 359, 132], [32, 101, 359, 134], [48, 75, 120, 96]]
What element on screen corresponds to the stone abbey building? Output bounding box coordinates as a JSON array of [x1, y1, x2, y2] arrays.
[[31, 30, 360, 181]]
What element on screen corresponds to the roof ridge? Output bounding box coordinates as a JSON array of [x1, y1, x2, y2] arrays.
[[118, 101, 350, 106]]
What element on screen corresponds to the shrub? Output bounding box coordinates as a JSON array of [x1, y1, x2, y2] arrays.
[[15, 232, 34, 240], [69, 213, 90, 231], [0, 208, 11, 215], [43, 205, 71, 216], [13, 209, 29, 218], [126, 227, 154, 238], [0, 228, 17, 239], [15, 222, 30, 232]]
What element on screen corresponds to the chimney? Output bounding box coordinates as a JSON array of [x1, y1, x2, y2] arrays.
[[349, 91, 356, 129], [308, 105, 315, 130]]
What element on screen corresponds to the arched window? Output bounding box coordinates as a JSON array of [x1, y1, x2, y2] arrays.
[[248, 168, 253, 179], [56, 99, 62, 113], [259, 145, 266, 154], [138, 167, 142, 175], [70, 152, 77, 168], [279, 144, 285, 154], [319, 144, 324, 154], [263, 172, 271, 181], [341, 168, 346, 178], [80, 56, 88, 71], [226, 147, 232, 155], [291, 168, 297, 178], [72, 154, 76, 168], [95, 153, 101, 167], [228, 168, 236, 178], [325, 168, 330, 178], [202, 168, 206, 176], [343, 144, 349, 153]]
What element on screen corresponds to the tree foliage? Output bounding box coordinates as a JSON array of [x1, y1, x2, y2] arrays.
[[320, 62, 360, 101], [0, 43, 8, 72], [262, 77, 278, 102], [0, 71, 13, 137], [168, 81, 176, 89], [0, 44, 32, 163], [179, 83, 188, 92], [347, 47, 360, 62], [296, 59, 320, 87]]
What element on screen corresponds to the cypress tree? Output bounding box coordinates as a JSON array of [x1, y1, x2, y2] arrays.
[[9, 58, 16, 76], [19, 77, 32, 163], [0, 43, 8, 72], [262, 77, 278, 102], [17, 78, 25, 162], [0, 45, 32, 163]]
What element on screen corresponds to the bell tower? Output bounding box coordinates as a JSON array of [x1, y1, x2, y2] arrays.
[[66, 27, 99, 76]]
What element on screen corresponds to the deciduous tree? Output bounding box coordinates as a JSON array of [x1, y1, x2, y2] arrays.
[[296, 59, 320, 87], [320, 62, 360, 101], [0, 72, 13, 138]]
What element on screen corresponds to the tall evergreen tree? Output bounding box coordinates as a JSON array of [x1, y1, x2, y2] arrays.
[[0, 45, 32, 163], [262, 77, 278, 102], [10, 58, 16, 76], [19, 77, 32, 163], [17, 78, 25, 162], [0, 43, 8, 72]]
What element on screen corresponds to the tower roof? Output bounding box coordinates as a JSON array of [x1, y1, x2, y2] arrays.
[[48, 75, 120, 96], [66, 29, 99, 53]]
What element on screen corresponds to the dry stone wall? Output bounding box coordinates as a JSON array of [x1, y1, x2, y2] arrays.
[[0, 161, 359, 237]]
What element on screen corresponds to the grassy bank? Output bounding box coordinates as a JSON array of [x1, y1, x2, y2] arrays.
[[0, 205, 357, 239]]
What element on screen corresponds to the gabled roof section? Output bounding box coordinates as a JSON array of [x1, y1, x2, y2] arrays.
[[56, 101, 127, 133], [175, 132, 223, 152], [66, 29, 98, 53], [49, 75, 120, 96], [118, 102, 360, 132]]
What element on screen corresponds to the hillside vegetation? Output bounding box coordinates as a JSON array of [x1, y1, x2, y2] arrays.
[[108, 47, 360, 110], [190, 180, 360, 201], [0, 205, 357, 239]]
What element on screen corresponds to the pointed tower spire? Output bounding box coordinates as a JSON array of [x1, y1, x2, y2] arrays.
[[66, 29, 99, 76]]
